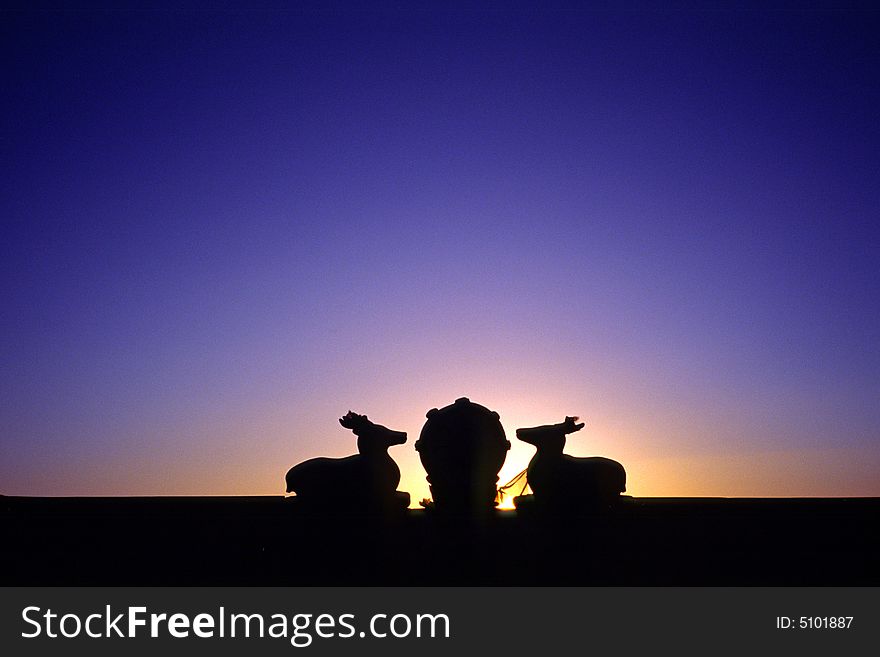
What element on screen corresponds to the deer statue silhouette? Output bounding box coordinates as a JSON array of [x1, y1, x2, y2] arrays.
[[285, 411, 410, 512], [514, 416, 626, 512]]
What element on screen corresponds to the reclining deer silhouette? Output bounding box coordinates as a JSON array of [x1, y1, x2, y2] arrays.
[[285, 411, 409, 511], [516, 416, 626, 511]]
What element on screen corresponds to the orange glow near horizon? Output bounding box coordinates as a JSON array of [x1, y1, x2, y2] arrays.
[[2, 307, 878, 501], [7, 383, 879, 501]]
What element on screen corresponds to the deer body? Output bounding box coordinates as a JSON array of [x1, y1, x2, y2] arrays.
[[285, 412, 407, 508], [517, 417, 625, 509]]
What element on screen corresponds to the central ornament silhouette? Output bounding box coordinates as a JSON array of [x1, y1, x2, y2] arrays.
[[414, 397, 511, 514]]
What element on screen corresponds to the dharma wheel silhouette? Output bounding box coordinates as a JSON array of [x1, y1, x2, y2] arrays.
[[415, 397, 511, 513]]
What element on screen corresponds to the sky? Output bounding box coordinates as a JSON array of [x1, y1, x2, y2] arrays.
[[1, 6, 879, 502]]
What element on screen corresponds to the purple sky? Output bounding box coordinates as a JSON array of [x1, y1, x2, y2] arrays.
[[2, 7, 878, 500]]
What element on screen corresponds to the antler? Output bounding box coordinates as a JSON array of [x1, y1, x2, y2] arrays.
[[339, 411, 372, 434]]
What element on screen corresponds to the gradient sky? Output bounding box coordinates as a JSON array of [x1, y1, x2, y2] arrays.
[[2, 6, 879, 502]]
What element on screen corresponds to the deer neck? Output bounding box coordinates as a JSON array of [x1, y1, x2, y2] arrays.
[[529, 441, 564, 471], [358, 441, 391, 459], [538, 439, 564, 456]]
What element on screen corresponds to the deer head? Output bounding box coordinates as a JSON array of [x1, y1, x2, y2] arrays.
[[516, 416, 584, 452], [340, 411, 407, 453]]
